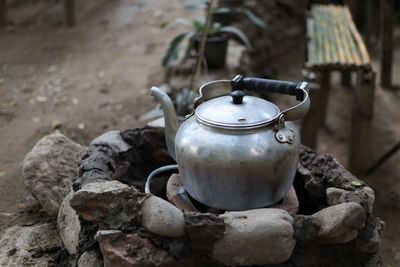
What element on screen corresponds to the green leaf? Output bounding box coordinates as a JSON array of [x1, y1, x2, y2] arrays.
[[351, 180, 363, 187], [162, 32, 193, 68], [192, 18, 205, 32], [220, 26, 252, 49], [183, 32, 196, 60], [241, 8, 266, 29], [0, 171, 6, 177]]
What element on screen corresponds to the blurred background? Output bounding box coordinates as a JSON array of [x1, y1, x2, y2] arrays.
[[0, 0, 399, 265]]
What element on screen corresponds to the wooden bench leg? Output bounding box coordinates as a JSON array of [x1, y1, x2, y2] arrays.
[[349, 69, 376, 175], [64, 0, 75, 27], [0, 0, 6, 27], [319, 70, 331, 126], [341, 70, 352, 88], [301, 82, 320, 149], [380, 0, 393, 89]]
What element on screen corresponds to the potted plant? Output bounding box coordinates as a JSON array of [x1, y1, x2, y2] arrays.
[[162, 18, 251, 69]]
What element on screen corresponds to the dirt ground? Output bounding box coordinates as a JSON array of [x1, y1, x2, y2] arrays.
[[0, 0, 399, 265]]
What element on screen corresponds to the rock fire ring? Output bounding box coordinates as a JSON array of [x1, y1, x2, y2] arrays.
[[60, 127, 384, 266]]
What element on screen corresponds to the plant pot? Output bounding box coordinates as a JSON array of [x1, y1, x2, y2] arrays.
[[192, 34, 228, 69]]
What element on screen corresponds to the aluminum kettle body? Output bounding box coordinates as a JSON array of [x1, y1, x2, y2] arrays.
[[175, 116, 300, 210]]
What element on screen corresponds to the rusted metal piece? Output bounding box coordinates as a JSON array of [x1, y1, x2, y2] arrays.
[[166, 174, 199, 212], [166, 173, 299, 214]]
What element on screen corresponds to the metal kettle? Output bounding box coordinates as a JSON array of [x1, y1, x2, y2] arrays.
[[150, 75, 310, 210]]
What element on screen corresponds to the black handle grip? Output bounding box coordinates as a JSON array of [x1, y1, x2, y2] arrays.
[[232, 76, 306, 101]]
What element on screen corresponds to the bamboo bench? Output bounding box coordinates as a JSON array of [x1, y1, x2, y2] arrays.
[[0, 0, 75, 27], [301, 4, 376, 174]]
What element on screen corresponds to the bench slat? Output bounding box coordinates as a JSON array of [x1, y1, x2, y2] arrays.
[[306, 4, 371, 70]]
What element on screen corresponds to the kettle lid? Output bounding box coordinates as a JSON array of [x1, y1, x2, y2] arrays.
[[195, 90, 280, 129]]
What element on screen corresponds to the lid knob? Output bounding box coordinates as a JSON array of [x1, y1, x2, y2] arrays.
[[231, 90, 245, 104]]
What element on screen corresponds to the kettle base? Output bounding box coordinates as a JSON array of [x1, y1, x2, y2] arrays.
[[166, 173, 299, 214]]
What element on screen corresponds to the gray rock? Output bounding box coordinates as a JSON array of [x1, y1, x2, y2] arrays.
[[19, 194, 41, 211], [147, 116, 165, 128], [77, 250, 103, 267], [57, 190, 81, 255], [184, 212, 225, 254], [326, 187, 375, 214], [312, 202, 366, 244], [90, 130, 131, 153], [326, 187, 348, 204], [70, 181, 146, 231], [355, 218, 385, 253], [141, 196, 185, 237], [95, 230, 181, 267], [212, 209, 296, 265], [23, 133, 86, 217], [0, 223, 63, 267], [298, 146, 367, 196], [362, 187, 376, 214]]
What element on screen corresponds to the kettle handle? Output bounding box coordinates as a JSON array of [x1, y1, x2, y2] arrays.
[[231, 75, 310, 121], [232, 75, 306, 101], [194, 76, 310, 122]]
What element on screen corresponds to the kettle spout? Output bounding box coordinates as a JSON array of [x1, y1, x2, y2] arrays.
[[150, 87, 179, 161]]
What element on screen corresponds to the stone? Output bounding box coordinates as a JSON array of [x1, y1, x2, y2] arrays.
[[184, 212, 225, 254], [90, 130, 132, 153], [299, 146, 365, 194], [74, 126, 173, 191], [0, 223, 63, 266], [362, 187, 376, 213], [147, 116, 165, 128], [70, 181, 147, 231], [77, 250, 103, 267], [57, 190, 81, 255], [354, 218, 385, 253], [312, 202, 366, 244], [292, 214, 320, 242], [326, 187, 376, 213], [141, 196, 185, 237], [18, 194, 41, 211], [95, 230, 180, 267], [74, 145, 116, 190], [22, 133, 86, 217], [212, 209, 296, 266], [326, 187, 348, 204]]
